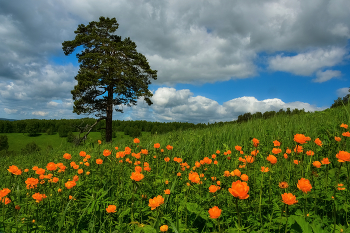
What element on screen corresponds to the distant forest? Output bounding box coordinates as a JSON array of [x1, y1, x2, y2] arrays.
[[0, 107, 315, 137]]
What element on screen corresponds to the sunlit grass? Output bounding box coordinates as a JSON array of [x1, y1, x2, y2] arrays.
[[0, 106, 349, 232]]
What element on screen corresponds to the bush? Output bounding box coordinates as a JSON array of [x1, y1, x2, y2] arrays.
[[66, 131, 75, 143], [58, 125, 69, 137], [100, 129, 106, 141], [46, 127, 54, 135], [0, 135, 9, 151], [112, 131, 116, 138], [26, 121, 39, 137], [21, 142, 41, 155]]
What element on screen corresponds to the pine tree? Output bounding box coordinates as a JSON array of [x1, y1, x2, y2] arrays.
[[62, 16, 157, 143]]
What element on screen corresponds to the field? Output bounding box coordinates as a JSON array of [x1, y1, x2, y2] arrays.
[[0, 106, 350, 232]]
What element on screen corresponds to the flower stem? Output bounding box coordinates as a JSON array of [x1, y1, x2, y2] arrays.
[[235, 198, 241, 231]]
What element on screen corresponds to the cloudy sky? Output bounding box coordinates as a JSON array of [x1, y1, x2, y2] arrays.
[[0, 0, 349, 124]]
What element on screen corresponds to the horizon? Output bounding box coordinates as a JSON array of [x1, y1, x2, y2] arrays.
[[0, 1, 349, 124]]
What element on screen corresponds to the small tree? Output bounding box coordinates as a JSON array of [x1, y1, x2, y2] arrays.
[[26, 121, 39, 137], [21, 142, 41, 156], [58, 125, 69, 137], [0, 135, 9, 151]]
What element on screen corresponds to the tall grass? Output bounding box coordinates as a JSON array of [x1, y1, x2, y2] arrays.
[[0, 105, 349, 232]]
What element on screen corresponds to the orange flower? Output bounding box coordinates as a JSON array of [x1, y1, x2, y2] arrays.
[[73, 165, 79, 170], [232, 169, 241, 177], [283, 153, 288, 159], [273, 140, 281, 146], [0, 188, 11, 198], [96, 159, 103, 164], [79, 151, 86, 157], [312, 161, 321, 168], [154, 143, 160, 149], [281, 193, 298, 205], [208, 206, 222, 219], [25, 178, 39, 189], [65, 181, 76, 189], [272, 148, 282, 154], [216, 150, 220, 154], [266, 155, 277, 164], [245, 156, 254, 163], [286, 148, 292, 154], [297, 178, 312, 194], [103, 149, 111, 157], [294, 160, 300, 165], [15, 205, 20, 210], [141, 149, 148, 155], [32, 166, 38, 171], [163, 157, 170, 162], [306, 150, 314, 156], [279, 181, 289, 189], [73, 175, 79, 182], [261, 166, 269, 172], [321, 158, 331, 165], [294, 145, 303, 153], [224, 171, 230, 177], [7, 165, 21, 175], [36, 168, 45, 175], [106, 205, 117, 213], [252, 138, 259, 147], [228, 180, 249, 199], [177, 172, 181, 176], [160, 225, 169, 232], [63, 153, 71, 160], [166, 145, 173, 150], [314, 138, 322, 147], [148, 195, 164, 210], [335, 136, 341, 142], [78, 169, 83, 174], [52, 177, 59, 183], [164, 189, 170, 195], [214, 160, 218, 165], [212, 154, 216, 159], [340, 123, 348, 129], [24, 169, 29, 172], [32, 193, 46, 203], [98, 140, 102, 144], [0, 197, 11, 205], [188, 171, 200, 184], [240, 174, 248, 181], [336, 151, 350, 162], [294, 134, 311, 144], [130, 172, 144, 181], [209, 185, 219, 193], [217, 181, 221, 186], [134, 138, 140, 143], [235, 145, 242, 151]]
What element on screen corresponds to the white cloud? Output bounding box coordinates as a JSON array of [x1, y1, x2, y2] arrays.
[[47, 101, 59, 107], [313, 70, 341, 83], [32, 111, 49, 116], [268, 47, 346, 76], [336, 87, 349, 97], [4, 108, 18, 114]]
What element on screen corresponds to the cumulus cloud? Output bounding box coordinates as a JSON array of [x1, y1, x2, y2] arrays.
[[268, 47, 346, 76], [4, 108, 18, 114], [336, 87, 350, 97], [313, 70, 342, 83], [32, 111, 49, 116]]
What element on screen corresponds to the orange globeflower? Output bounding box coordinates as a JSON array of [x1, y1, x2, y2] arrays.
[[78, 169, 83, 174], [294, 134, 311, 144], [79, 151, 86, 157], [279, 181, 289, 189], [36, 168, 46, 175], [166, 145, 173, 150], [281, 193, 298, 205], [294, 160, 300, 165], [228, 180, 249, 199], [240, 174, 249, 181], [306, 150, 314, 156], [160, 225, 169, 232], [73, 175, 79, 182], [297, 178, 312, 194], [134, 138, 140, 143], [209, 185, 219, 193], [208, 206, 222, 219], [25, 178, 39, 189], [294, 145, 303, 154], [65, 181, 76, 189], [336, 151, 350, 162], [96, 159, 103, 164], [261, 166, 269, 172], [164, 189, 170, 195], [252, 138, 259, 147], [98, 140, 102, 144], [286, 148, 292, 154], [283, 153, 288, 159], [335, 136, 341, 142], [32, 193, 45, 203], [130, 172, 144, 182], [0, 188, 11, 198], [103, 149, 111, 157], [232, 169, 242, 177], [251, 150, 259, 156], [141, 149, 148, 155], [340, 123, 348, 129], [154, 143, 160, 149], [46, 162, 57, 171], [273, 140, 281, 147], [321, 158, 331, 165], [188, 171, 200, 184], [312, 161, 322, 168], [63, 153, 71, 160], [235, 145, 242, 151], [224, 171, 230, 177], [148, 195, 164, 210], [314, 138, 323, 147], [1, 197, 11, 205], [272, 148, 282, 154], [266, 155, 277, 164], [245, 156, 254, 163], [106, 205, 117, 213], [7, 165, 21, 175]]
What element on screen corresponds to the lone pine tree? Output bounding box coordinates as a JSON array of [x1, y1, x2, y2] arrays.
[[62, 16, 157, 144]]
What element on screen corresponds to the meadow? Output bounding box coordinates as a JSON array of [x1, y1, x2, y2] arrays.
[[0, 105, 350, 233]]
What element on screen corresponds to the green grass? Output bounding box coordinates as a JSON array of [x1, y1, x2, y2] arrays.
[[0, 105, 349, 232]]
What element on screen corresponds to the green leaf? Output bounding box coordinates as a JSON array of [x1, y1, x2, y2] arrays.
[[290, 215, 313, 233], [119, 207, 131, 218]]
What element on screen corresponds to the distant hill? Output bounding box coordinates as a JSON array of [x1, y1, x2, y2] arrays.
[[0, 118, 17, 121]]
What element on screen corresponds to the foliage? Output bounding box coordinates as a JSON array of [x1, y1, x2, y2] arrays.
[[58, 125, 69, 137], [26, 120, 39, 137], [0, 135, 9, 151], [46, 127, 54, 135], [21, 141, 41, 155]]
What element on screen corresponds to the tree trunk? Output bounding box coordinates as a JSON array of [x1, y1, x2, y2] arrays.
[[106, 84, 113, 142]]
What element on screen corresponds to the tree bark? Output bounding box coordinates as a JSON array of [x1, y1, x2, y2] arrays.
[[105, 83, 113, 142]]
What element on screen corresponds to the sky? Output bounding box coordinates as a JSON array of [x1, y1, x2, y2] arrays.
[[0, 0, 349, 124]]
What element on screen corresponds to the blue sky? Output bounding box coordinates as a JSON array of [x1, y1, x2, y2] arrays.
[[0, 0, 349, 124]]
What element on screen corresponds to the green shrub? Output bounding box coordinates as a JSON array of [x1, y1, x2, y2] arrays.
[[112, 131, 116, 138], [66, 131, 75, 143], [58, 125, 69, 137], [21, 142, 41, 155], [46, 127, 54, 135], [0, 135, 9, 151]]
